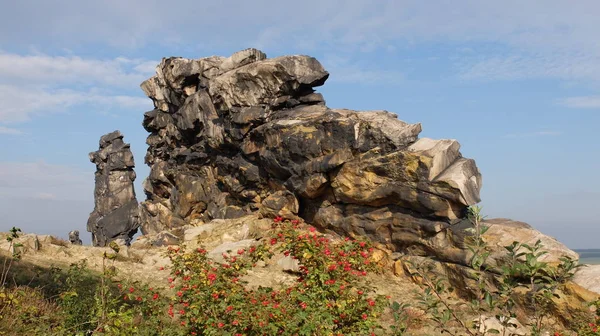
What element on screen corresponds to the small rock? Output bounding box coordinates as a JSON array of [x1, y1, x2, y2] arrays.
[[68, 230, 83, 245], [277, 255, 301, 273], [208, 240, 257, 263], [475, 316, 527, 335], [151, 232, 180, 247]]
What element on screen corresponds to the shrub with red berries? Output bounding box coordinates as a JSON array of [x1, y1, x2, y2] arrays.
[[165, 218, 388, 335]]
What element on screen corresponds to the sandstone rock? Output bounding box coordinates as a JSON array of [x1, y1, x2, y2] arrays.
[[181, 215, 271, 250], [88, 131, 140, 246], [208, 239, 258, 263], [476, 316, 527, 335], [277, 255, 301, 273], [68, 230, 82, 245], [482, 218, 578, 267], [150, 231, 180, 247], [260, 190, 299, 219], [138, 49, 483, 269], [573, 264, 600, 294]]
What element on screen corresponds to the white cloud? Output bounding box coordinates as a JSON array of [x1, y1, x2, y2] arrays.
[[560, 96, 600, 109], [322, 55, 403, 84], [0, 161, 91, 201], [0, 84, 151, 123], [504, 131, 563, 138], [0, 52, 157, 88], [1, 1, 599, 53], [458, 53, 600, 82], [1, 1, 600, 85], [0, 126, 23, 135]]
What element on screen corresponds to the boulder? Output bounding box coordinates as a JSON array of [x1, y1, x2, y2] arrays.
[[137, 49, 513, 271], [573, 264, 600, 294], [68, 230, 82, 245], [482, 218, 578, 267], [87, 131, 140, 246]]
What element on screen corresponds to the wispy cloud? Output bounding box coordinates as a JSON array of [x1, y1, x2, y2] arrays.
[[504, 131, 563, 138], [0, 52, 157, 88], [322, 55, 403, 84], [0, 84, 150, 123], [1, 1, 600, 87], [560, 96, 600, 109], [458, 53, 600, 83], [0, 126, 23, 135]]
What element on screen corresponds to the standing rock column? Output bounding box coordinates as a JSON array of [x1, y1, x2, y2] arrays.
[[87, 131, 140, 246]]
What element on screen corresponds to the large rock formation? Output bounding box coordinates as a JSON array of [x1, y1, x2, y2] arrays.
[[88, 131, 140, 246], [138, 48, 491, 268]]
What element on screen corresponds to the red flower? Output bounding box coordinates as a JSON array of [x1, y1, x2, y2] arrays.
[[152, 293, 159, 300], [368, 300, 375, 306], [177, 291, 183, 297], [274, 216, 283, 223], [299, 302, 307, 309], [308, 226, 316, 232], [129, 287, 135, 293], [270, 238, 278, 245], [218, 322, 224, 328], [362, 313, 368, 320]]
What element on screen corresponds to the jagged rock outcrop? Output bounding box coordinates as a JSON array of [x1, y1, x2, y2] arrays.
[[137, 48, 489, 268], [88, 131, 140, 246]]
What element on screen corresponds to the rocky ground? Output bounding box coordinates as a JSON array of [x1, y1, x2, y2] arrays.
[[2, 214, 599, 335]]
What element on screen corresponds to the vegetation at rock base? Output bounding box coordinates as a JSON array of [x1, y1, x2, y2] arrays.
[[1, 214, 599, 335]]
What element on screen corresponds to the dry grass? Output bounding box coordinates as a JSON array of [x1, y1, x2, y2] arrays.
[[0, 286, 64, 334]]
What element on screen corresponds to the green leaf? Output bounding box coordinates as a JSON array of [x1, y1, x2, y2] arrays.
[[484, 291, 494, 308]]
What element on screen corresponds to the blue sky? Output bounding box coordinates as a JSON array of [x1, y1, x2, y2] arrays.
[[0, 0, 598, 248]]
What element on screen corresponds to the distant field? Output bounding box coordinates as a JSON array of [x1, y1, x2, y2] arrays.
[[574, 249, 600, 265]]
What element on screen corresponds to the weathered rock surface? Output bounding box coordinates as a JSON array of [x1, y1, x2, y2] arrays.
[[88, 131, 140, 246], [68, 230, 82, 245], [137, 48, 576, 272], [482, 218, 578, 264], [574, 264, 600, 294]]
